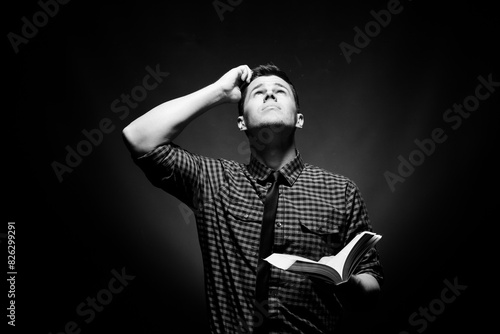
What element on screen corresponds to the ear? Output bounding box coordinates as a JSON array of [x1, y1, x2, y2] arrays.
[[295, 113, 304, 129], [237, 116, 247, 131]]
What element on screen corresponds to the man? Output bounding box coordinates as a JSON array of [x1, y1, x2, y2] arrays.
[[122, 64, 383, 333]]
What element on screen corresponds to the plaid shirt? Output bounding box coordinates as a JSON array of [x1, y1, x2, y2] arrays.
[[134, 143, 383, 334]]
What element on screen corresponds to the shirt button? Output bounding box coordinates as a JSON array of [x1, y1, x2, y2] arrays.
[[276, 222, 282, 228]]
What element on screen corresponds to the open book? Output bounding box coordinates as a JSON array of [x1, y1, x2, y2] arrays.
[[264, 231, 381, 284]]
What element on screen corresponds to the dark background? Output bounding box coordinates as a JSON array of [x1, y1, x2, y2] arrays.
[[5, 0, 498, 333]]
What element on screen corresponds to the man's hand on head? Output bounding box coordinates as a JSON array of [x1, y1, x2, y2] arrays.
[[214, 65, 253, 104]]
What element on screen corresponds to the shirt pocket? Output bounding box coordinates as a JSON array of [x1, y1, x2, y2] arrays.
[[222, 194, 263, 263], [218, 184, 262, 223], [296, 209, 345, 259], [225, 198, 262, 223]]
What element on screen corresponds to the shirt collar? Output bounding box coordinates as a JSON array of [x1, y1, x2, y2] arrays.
[[246, 150, 305, 186]]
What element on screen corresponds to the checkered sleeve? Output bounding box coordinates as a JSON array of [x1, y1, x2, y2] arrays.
[[132, 143, 224, 210], [344, 180, 384, 285]]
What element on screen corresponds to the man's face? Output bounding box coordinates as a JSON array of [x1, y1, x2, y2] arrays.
[[238, 75, 303, 132]]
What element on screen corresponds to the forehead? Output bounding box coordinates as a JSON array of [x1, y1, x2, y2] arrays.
[[247, 75, 292, 91]]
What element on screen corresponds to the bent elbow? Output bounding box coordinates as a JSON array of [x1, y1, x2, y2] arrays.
[[122, 125, 146, 157]]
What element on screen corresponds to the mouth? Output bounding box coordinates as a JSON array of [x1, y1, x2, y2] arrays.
[[262, 105, 281, 111]]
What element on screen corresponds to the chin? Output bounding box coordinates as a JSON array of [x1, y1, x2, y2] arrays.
[[247, 120, 295, 137], [252, 119, 287, 129]]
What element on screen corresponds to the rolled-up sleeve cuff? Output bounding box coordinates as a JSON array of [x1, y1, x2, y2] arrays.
[[133, 144, 178, 188]]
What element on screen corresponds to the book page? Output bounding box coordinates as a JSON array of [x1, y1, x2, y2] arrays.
[[318, 231, 375, 277], [264, 254, 318, 270]]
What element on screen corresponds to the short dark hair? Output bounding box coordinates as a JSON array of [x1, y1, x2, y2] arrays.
[[238, 63, 300, 116]]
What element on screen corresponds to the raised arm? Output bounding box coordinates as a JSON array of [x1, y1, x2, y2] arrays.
[[122, 65, 253, 156]]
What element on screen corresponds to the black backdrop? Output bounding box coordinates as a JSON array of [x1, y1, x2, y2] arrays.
[[5, 0, 499, 333]]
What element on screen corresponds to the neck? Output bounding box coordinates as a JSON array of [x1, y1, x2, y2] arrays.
[[248, 127, 297, 170]]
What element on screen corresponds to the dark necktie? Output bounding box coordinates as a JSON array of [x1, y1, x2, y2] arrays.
[[254, 171, 282, 333]]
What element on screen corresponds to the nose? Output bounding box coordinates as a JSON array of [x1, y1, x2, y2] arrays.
[[263, 90, 277, 103]]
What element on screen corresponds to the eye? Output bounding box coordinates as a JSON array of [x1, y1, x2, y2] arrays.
[[276, 89, 286, 94], [253, 90, 264, 96]]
